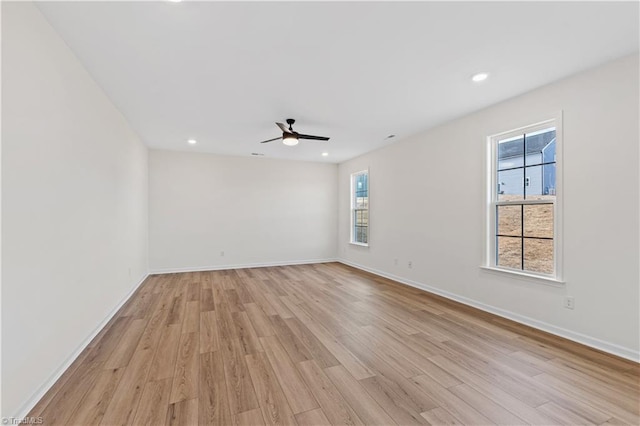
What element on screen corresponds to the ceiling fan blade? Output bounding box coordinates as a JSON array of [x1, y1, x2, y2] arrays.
[[276, 122, 293, 134], [298, 133, 330, 141], [259, 136, 281, 144]]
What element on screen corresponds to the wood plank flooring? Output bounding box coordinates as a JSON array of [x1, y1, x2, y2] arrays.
[[30, 263, 639, 425]]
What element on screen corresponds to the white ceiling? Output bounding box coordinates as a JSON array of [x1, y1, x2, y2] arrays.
[[36, 1, 638, 163]]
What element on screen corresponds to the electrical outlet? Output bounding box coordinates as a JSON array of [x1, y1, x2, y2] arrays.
[[564, 296, 575, 310], [220, 251, 225, 257], [408, 261, 413, 269], [394, 259, 398, 266]]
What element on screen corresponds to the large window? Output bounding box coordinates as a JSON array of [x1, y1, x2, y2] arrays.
[[351, 170, 369, 245], [488, 118, 561, 279]]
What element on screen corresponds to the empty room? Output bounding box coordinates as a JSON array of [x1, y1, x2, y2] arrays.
[[2, 1, 639, 425]]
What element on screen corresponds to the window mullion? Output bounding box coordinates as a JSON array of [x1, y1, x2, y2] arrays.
[[520, 204, 524, 270], [495, 199, 554, 206], [523, 133, 527, 201]]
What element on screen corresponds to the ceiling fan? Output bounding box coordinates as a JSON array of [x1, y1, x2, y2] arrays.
[[259, 119, 330, 146]]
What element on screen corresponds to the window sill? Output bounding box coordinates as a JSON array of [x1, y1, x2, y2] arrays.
[[349, 242, 369, 247], [480, 266, 565, 286]]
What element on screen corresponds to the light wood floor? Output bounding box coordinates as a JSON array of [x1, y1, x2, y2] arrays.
[[30, 263, 639, 425]]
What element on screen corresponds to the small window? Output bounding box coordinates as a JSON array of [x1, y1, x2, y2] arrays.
[[351, 170, 369, 245], [487, 118, 561, 279]]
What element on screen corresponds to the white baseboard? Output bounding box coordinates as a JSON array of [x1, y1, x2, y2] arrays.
[[339, 259, 639, 363], [14, 272, 149, 420], [150, 258, 338, 275]]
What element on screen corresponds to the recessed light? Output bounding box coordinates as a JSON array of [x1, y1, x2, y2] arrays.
[[187, 139, 197, 145], [471, 72, 489, 82], [322, 152, 329, 157], [168, 0, 182, 3]]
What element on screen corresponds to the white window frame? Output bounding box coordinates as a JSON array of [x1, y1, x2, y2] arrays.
[[350, 169, 369, 246], [484, 113, 564, 284]]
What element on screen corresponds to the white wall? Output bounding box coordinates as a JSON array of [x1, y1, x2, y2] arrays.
[[2, 3, 149, 417], [149, 150, 337, 272], [338, 54, 639, 360]]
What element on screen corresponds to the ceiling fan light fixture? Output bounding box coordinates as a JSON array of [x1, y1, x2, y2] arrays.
[[282, 134, 299, 146]]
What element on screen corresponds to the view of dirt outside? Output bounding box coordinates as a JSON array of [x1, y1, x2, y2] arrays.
[[496, 195, 554, 274], [354, 209, 368, 244]]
